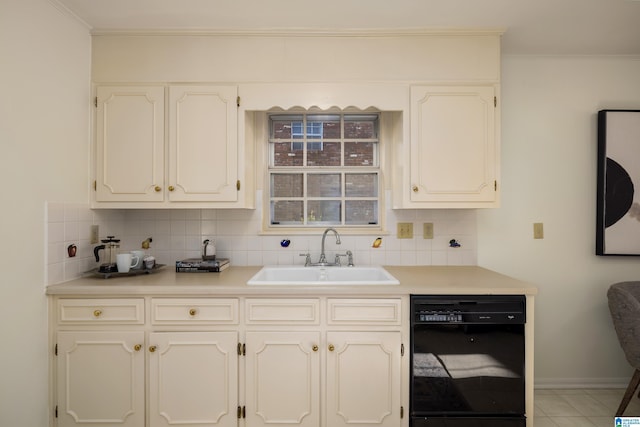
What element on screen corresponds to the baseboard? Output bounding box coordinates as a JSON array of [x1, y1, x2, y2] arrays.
[[535, 377, 628, 389]]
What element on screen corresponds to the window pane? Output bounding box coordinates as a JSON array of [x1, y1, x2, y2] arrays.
[[308, 200, 341, 224], [346, 200, 378, 225], [344, 116, 377, 139], [271, 201, 303, 224], [308, 174, 341, 197], [344, 141, 376, 166], [307, 141, 340, 166], [271, 141, 303, 167], [345, 173, 378, 197], [271, 174, 303, 198]]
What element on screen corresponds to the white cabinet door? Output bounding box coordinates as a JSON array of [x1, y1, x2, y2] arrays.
[[245, 331, 320, 427], [148, 331, 239, 427], [326, 331, 401, 427], [95, 86, 165, 202], [409, 85, 498, 206], [56, 331, 145, 427], [168, 85, 238, 202]]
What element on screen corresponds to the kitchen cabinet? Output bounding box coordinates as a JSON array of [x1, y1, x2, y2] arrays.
[[50, 295, 404, 427], [398, 85, 499, 208], [93, 84, 249, 208], [148, 332, 239, 427], [244, 298, 403, 427]]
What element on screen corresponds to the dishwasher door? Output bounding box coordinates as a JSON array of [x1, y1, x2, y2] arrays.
[[411, 416, 526, 427]]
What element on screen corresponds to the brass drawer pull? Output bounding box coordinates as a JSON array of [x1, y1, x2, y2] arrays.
[[93, 309, 102, 318], [134, 344, 142, 352], [312, 345, 318, 352], [189, 308, 197, 316], [149, 346, 157, 353], [328, 344, 335, 352]]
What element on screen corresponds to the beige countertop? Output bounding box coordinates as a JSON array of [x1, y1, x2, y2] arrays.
[[46, 265, 537, 297]]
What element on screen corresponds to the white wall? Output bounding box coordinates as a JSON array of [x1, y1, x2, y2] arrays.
[[478, 55, 640, 387], [0, 0, 91, 425]]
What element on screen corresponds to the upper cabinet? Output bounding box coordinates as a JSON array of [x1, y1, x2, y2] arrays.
[[93, 84, 252, 209], [401, 85, 499, 208], [95, 86, 165, 203]]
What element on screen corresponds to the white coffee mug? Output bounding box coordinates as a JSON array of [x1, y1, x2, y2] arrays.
[[131, 250, 145, 269], [116, 253, 139, 273]]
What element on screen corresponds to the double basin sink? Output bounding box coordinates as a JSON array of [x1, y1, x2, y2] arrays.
[[247, 265, 399, 286]]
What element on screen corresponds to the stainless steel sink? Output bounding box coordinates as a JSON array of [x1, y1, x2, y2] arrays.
[[247, 266, 399, 286]]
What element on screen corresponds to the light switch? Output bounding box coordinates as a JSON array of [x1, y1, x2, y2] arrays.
[[533, 223, 544, 239]]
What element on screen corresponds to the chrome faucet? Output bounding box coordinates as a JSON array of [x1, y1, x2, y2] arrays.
[[317, 228, 341, 265]]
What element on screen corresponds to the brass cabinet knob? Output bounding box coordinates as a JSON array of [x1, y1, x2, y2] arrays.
[[189, 308, 197, 316], [328, 344, 335, 352], [312, 345, 318, 352], [412, 185, 419, 193], [154, 186, 161, 192], [134, 344, 142, 352], [168, 186, 175, 192], [149, 346, 157, 353], [93, 309, 102, 317]]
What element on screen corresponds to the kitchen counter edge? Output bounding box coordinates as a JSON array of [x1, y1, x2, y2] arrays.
[[45, 266, 538, 296]]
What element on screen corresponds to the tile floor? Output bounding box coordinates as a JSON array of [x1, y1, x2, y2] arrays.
[[534, 388, 639, 426]]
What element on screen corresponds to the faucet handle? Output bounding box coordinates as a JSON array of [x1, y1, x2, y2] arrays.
[[334, 253, 347, 266], [299, 253, 311, 267]]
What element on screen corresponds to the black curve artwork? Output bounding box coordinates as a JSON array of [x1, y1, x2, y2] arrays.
[[605, 157, 634, 227]]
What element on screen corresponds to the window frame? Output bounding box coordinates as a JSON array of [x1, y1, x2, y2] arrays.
[[264, 111, 383, 232]]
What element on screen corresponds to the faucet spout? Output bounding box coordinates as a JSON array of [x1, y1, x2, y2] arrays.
[[319, 228, 341, 264]]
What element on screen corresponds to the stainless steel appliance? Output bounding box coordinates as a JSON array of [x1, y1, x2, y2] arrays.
[[410, 295, 526, 427]]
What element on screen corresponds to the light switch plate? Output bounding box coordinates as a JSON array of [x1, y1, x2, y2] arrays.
[[533, 223, 544, 239], [397, 223, 413, 239], [423, 223, 434, 239]]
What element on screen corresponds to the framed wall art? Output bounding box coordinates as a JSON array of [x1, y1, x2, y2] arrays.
[[596, 109, 640, 255]]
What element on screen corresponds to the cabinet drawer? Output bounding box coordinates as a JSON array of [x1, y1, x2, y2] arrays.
[[57, 299, 144, 324], [245, 299, 320, 324], [151, 298, 238, 324], [328, 299, 401, 325]]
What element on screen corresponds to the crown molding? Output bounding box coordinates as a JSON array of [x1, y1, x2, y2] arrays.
[[90, 27, 506, 38]]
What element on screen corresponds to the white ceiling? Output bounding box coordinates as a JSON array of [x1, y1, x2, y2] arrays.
[[53, 0, 640, 55]]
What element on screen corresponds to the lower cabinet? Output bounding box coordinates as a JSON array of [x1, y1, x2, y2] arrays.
[[56, 331, 145, 427], [52, 297, 405, 427], [148, 332, 239, 427]]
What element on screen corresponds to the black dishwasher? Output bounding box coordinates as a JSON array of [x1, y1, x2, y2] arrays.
[[410, 295, 526, 427]]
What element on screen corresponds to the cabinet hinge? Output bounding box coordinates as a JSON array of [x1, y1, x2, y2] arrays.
[[237, 342, 246, 356], [54, 343, 58, 356], [94, 97, 98, 108], [236, 180, 241, 191], [93, 180, 97, 191], [237, 96, 241, 107], [401, 343, 404, 357], [494, 180, 497, 191], [55, 405, 58, 418], [237, 406, 246, 418], [494, 96, 497, 107], [400, 406, 404, 418]]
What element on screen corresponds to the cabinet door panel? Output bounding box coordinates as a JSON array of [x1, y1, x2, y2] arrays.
[[410, 85, 497, 204], [169, 85, 238, 202], [149, 332, 238, 427], [326, 331, 401, 427], [56, 331, 144, 427], [95, 86, 165, 202], [245, 331, 320, 427]]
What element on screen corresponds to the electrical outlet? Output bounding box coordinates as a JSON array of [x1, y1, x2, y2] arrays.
[[397, 222, 414, 239], [423, 223, 434, 239], [533, 223, 544, 239], [90, 225, 99, 244]]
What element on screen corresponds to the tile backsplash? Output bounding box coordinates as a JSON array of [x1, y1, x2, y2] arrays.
[[45, 193, 477, 285]]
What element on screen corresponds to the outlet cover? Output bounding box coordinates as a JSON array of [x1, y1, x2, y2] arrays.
[[423, 223, 434, 239], [397, 222, 413, 239], [90, 225, 99, 244]]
